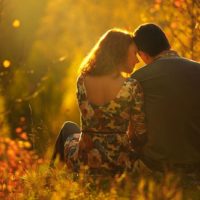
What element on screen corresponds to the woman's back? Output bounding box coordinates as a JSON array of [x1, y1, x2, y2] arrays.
[[77, 74, 138, 132], [83, 74, 126, 106], [74, 74, 145, 173]]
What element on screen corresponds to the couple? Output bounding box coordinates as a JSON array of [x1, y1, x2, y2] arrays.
[[51, 23, 200, 175]]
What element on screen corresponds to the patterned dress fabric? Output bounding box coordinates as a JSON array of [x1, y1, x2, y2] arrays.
[[64, 75, 146, 174]]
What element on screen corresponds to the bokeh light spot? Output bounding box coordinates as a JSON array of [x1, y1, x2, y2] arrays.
[[12, 19, 21, 28], [3, 60, 11, 68]]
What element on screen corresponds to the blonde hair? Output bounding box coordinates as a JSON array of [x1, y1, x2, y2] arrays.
[[79, 28, 134, 76]]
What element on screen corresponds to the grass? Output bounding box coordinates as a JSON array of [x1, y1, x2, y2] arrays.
[[1, 136, 200, 200]]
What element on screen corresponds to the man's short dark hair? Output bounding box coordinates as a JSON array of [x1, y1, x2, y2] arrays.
[[134, 23, 171, 57]]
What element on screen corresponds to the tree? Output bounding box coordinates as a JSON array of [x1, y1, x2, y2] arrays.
[[0, 0, 152, 154], [143, 0, 200, 61], [0, 0, 49, 153]]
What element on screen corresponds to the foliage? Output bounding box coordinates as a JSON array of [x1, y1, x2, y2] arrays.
[[0, 0, 199, 154], [0, 134, 43, 198], [1, 137, 200, 200], [0, 1, 200, 199], [0, 0, 147, 153], [143, 0, 200, 60], [0, 132, 200, 199]]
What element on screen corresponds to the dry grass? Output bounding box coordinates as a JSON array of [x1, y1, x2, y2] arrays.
[[1, 136, 200, 200]]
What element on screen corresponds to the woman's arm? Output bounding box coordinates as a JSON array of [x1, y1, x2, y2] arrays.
[[129, 80, 147, 151]]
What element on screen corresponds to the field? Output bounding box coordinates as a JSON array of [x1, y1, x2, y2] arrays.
[[1, 135, 200, 200], [1, 1, 200, 199]]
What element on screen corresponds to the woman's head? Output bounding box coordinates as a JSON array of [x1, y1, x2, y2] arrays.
[[80, 28, 138, 76]]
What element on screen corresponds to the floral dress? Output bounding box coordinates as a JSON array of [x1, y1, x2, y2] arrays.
[[64, 75, 146, 174]]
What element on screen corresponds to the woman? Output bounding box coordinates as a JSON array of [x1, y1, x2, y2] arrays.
[[51, 29, 146, 174]]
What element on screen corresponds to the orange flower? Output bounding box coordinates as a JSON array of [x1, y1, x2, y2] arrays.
[[20, 132, 28, 140], [15, 127, 22, 134], [20, 117, 26, 122]]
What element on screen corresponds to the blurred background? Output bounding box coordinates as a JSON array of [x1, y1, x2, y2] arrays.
[[0, 0, 199, 155]]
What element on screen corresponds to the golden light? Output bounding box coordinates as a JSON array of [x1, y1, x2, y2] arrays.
[[12, 19, 21, 28], [3, 60, 11, 68], [23, 141, 32, 148], [61, 56, 81, 120], [59, 56, 66, 62]]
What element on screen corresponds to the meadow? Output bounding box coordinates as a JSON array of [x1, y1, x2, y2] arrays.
[[1, 134, 200, 200], [0, 1, 200, 199]]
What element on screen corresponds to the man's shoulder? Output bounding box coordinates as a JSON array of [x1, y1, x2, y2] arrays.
[[131, 57, 200, 80], [164, 56, 200, 64], [157, 56, 200, 67], [131, 63, 153, 80]]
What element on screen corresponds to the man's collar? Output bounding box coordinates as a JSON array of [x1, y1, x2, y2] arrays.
[[153, 50, 179, 62]]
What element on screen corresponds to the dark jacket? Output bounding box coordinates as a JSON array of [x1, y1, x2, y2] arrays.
[[131, 55, 200, 170]]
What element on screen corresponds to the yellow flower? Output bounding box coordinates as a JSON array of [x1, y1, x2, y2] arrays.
[[23, 141, 32, 148]]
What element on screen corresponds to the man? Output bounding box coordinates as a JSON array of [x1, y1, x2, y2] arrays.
[[132, 23, 200, 173]]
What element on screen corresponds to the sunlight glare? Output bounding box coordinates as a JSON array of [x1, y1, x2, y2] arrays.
[[12, 19, 21, 28], [3, 60, 11, 68]]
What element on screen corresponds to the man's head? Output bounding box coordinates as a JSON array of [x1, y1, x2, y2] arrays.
[[134, 23, 171, 64]]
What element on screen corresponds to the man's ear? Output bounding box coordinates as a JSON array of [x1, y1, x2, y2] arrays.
[[138, 51, 153, 64]]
